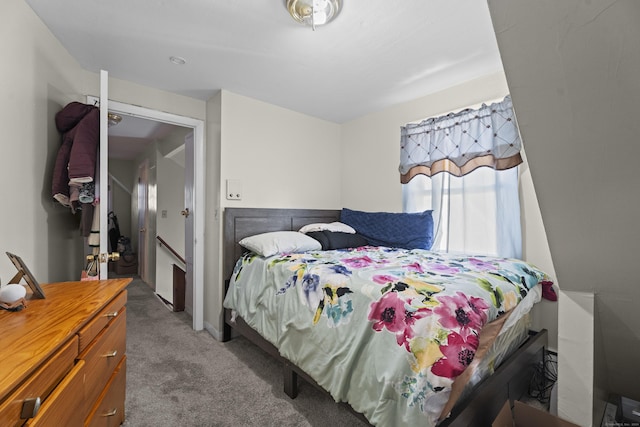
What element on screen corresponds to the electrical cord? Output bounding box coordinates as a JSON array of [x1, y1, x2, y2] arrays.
[[528, 351, 558, 406]]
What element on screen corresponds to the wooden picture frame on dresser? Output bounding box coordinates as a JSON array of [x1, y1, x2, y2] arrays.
[[6, 252, 46, 299], [0, 278, 131, 427]]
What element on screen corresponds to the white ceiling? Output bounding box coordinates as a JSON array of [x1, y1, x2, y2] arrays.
[[25, 0, 503, 125]]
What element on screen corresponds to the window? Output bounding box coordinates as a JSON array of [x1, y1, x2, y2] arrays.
[[403, 166, 521, 258], [399, 96, 523, 258]]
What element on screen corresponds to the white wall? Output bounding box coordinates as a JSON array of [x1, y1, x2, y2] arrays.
[[98, 76, 205, 124], [0, 0, 93, 284], [219, 91, 342, 210], [488, 0, 640, 423]]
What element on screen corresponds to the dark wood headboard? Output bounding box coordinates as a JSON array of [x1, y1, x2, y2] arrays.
[[223, 208, 341, 282]]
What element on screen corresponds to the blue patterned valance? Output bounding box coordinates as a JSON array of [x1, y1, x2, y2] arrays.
[[399, 96, 522, 183]]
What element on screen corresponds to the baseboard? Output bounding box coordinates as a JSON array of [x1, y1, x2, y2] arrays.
[[204, 321, 223, 341]]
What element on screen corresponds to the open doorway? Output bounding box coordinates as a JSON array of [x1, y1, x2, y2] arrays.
[[108, 117, 190, 303], [90, 96, 205, 331]]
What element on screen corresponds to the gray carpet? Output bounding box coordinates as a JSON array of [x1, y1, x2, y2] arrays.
[[122, 278, 369, 427]]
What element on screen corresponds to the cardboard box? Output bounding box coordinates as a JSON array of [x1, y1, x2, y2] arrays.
[[493, 400, 580, 427]]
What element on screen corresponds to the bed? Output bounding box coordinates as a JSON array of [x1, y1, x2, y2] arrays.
[[222, 207, 549, 426]]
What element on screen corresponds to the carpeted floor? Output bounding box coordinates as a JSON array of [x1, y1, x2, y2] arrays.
[[122, 278, 369, 427]]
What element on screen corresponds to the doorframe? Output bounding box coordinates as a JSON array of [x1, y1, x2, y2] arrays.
[[89, 95, 205, 332]]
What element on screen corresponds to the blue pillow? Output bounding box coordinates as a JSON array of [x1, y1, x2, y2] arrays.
[[340, 208, 434, 250]]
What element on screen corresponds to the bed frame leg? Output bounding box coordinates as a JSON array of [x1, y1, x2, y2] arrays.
[[283, 363, 298, 399], [222, 320, 232, 342]]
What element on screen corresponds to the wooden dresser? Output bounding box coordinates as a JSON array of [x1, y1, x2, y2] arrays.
[[0, 278, 131, 427]]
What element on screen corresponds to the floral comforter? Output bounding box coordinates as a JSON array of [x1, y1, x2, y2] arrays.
[[223, 246, 549, 426]]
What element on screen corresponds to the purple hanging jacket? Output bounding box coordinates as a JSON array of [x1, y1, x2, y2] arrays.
[[51, 102, 99, 205]]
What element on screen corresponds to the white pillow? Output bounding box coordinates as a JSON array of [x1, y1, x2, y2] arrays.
[[239, 231, 322, 257], [298, 222, 356, 234]]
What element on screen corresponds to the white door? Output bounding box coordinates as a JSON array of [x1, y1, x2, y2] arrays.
[[98, 70, 109, 279], [183, 132, 194, 312]]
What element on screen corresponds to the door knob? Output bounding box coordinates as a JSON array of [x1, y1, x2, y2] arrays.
[[181, 208, 190, 218], [94, 252, 121, 263]]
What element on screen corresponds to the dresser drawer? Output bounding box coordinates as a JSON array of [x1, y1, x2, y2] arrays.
[[78, 291, 127, 353], [85, 356, 126, 427], [79, 307, 126, 416], [0, 336, 78, 426], [24, 360, 85, 427]]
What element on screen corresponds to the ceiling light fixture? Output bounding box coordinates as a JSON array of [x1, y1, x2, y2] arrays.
[[286, 0, 341, 30], [107, 112, 122, 127]]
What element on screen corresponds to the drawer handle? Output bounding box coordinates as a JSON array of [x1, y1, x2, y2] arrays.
[[104, 311, 119, 318], [104, 350, 118, 358], [20, 397, 41, 419], [102, 408, 118, 417]]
